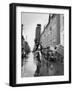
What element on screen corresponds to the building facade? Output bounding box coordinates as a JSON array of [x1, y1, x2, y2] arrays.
[[35, 24, 41, 43], [60, 15, 64, 46], [40, 14, 64, 48]]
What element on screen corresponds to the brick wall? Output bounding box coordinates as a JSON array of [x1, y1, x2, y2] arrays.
[[40, 14, 64, 48]]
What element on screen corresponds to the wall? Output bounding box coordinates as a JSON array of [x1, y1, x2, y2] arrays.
[[0, 0, 72, 90], [60, 15, 64, 46], [40, 14, 64, 48], [40, 14, 60, 48]]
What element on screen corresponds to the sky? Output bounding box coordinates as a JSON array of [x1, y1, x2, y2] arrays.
[[22, 12, 49, 50]]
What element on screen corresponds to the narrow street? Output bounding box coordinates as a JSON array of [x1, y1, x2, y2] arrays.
[[21, 52, 37, 77], [21, 51, 64, 77]]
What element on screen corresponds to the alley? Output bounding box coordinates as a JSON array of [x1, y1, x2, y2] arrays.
[[21, 52, 37, 77], [21, 51, 64, 77]]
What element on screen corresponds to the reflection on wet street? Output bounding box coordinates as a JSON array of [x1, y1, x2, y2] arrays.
[[21, 52, 37, 77], [21, 51, 64, 77]]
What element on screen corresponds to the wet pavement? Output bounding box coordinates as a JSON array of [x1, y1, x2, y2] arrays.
[[21, 52, 37, 77], [21, 52, 64, 77]]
